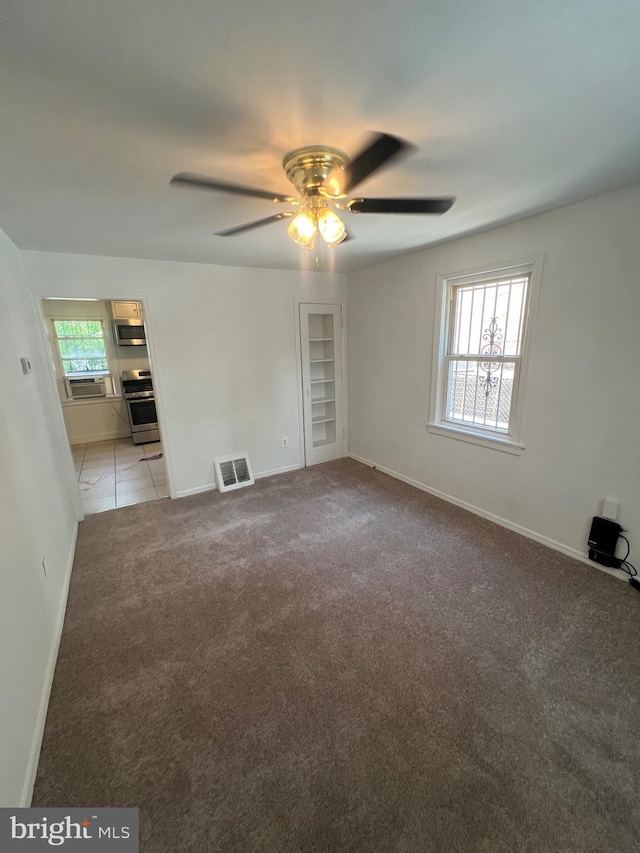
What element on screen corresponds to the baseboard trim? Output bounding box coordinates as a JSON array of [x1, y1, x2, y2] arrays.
[[70, 430, 130, 445], [21, 520, 79, 806], [176, 483, 216, 498], [348, 453, 627, 583], [255, 463, 302, 481], [176, 463, 302, 499]]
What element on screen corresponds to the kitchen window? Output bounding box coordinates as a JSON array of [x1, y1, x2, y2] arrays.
[[51, 318, 115, 396], [429, 262, 537, 453]]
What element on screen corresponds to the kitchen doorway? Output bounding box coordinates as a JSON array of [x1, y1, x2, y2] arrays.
[[39, 296, 168, 515]]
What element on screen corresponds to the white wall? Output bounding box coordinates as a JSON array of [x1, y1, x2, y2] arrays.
[[0, 229, 77, 805], [21, 253, 347, 496], [348, 183, 640, 574], [61, 397, 131, 444]]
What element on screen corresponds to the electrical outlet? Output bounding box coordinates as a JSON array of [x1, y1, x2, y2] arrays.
[[281, 436, 289, 448]]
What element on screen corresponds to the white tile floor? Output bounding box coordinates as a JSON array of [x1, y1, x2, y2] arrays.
[[71, 438, 168, 515]]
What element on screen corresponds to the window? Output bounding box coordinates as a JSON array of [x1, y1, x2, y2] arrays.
[[53, 320, 109, 374], [51, 318, 115, 398], [429, 263, 535, 452]]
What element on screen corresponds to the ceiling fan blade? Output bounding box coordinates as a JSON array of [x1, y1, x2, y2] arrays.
[[215, 211, 294, 236], [171, 172, 296, 203], [341, 133, 413, 195], [347, 197, 455, 215]]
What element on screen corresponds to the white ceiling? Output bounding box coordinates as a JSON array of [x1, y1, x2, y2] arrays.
[[2, 0, 640, 273]]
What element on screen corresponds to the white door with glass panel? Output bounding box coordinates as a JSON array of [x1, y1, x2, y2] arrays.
[[300, 304, 345, 466]]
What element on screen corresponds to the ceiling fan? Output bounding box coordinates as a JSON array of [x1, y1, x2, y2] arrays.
[[170, 132, 455, 250]]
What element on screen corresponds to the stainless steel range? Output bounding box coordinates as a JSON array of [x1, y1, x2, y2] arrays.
[[121, 369, 160, 445]]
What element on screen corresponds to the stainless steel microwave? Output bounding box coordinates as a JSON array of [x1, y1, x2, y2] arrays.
[[114, 318, 146, 346]]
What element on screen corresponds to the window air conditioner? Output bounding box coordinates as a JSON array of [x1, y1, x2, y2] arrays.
[[65, 376, 107, 400]]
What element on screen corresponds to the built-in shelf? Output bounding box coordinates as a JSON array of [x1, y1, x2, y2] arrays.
[[312, 436, 336, 448], [304, 307, 341, 458]]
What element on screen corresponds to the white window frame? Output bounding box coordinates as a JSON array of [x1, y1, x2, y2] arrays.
[[428, 257, 542, 455], [50, 315, 117, 400]]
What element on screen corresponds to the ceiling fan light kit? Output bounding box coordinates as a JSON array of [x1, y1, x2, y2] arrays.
[[287, 208, 319, 249], [317, 208, 347, 247], [285, 193, 348, 251], [286, 204, 348, 250], [170, 132, 455, 253]]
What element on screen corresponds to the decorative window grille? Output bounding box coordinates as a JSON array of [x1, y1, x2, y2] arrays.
[[442, 272, 530, 435], [53, 320, 110, 375]]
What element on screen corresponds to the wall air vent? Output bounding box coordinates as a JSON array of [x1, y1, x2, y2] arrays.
[[214, 453, 255, 493]]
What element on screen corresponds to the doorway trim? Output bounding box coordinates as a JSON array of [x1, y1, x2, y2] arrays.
[[293, 297, 348, 468], [28, 288, 174, 515], [28, 293, 84, 520]]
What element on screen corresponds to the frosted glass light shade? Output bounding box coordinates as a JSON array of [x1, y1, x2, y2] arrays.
[[287, 210, 317, 248], [317, 208, 347, 247]]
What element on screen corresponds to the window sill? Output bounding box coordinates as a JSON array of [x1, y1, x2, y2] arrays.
[[426, 422, 524, 455]]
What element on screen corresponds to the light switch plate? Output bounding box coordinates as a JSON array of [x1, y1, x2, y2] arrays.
[[20, 357, 32, 374], [601, 498, 619, 520]]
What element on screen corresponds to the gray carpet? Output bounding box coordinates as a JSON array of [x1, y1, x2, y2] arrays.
[[34, 459, 640, 852]]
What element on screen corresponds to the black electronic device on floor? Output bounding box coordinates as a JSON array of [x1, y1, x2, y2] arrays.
[[588, 516, 623, 568]]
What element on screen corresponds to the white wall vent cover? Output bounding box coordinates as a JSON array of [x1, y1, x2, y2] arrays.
[[214, 453, 255, 493]]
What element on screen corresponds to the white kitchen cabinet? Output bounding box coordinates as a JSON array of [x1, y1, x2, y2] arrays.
[[111, 300, 143, 320]]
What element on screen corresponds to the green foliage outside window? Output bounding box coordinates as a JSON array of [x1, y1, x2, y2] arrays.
[[54, 320, 109, 374]]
